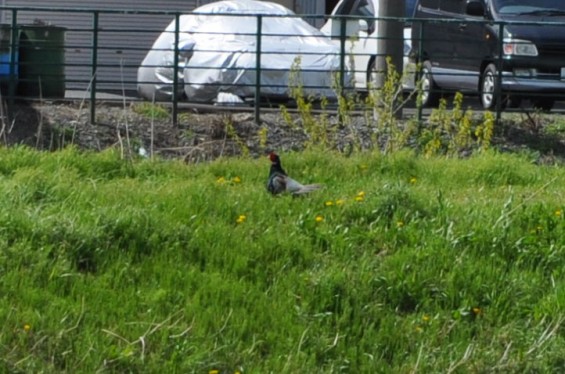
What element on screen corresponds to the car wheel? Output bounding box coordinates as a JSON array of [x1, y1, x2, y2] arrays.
[[480, 63, 504, 110], [420, 61, 440, 107], [532, 99, 554, 112]]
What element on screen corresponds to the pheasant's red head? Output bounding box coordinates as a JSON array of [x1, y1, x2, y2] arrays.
[[269, 152, 279, 163]]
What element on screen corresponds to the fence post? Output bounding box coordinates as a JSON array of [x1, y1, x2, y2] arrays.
[[254, 14, 262, 125], [8, 9, 17, 120], [337, 16, 346, 125], [172, 13, 180, 126], [339, 16, 346, 94], [376, 0, 404, 119], [90, 11, 99, 124], [495, 22, 503, 124], [416, 20, 424, 127]]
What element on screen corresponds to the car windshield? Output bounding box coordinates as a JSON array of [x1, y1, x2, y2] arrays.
[[493, 0, 565, 15]]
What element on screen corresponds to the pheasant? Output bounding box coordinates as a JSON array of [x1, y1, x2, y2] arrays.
[[267, 152, 322, 196]]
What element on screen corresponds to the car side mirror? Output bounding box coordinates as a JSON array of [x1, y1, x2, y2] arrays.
[[358, 19, 368, 33], [466, 0, 485, 17]]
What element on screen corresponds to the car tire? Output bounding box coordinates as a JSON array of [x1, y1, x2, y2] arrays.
[[532, 99, 554, 112], [480, 63, 504, 110], [420, 61, 440, 107]]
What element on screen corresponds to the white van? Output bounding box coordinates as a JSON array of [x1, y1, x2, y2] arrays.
[[320, 0, 417, 90]]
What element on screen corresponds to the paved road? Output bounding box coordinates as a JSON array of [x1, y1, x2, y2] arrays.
[[64, 90, 565, 118]]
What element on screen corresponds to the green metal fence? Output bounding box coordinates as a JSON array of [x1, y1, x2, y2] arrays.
[[1, 6, 565, 127]]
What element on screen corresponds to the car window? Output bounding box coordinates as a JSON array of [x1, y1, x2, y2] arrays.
[[493, 0, 565, 14], [333, 0, 418, 19], [347, 0, 376, 34], [333, 0, 356, 16], [419, 0, 440, 10], [406, 0, 418, 17], [439, 0, 465, 14]]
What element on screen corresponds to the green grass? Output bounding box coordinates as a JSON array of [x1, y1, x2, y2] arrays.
[[1, 146, 565, 373]]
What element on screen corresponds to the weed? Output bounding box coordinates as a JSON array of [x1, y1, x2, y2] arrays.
[[366, 57, 416, 154], [224, 115, 249, 157], [132, 102, 170, 120], [284, 57, 336, 150]]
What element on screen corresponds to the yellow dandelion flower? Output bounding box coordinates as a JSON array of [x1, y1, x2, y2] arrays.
[[472, 307, 481, 315], [209, 370, 220, 374], [23, 324, 31, 332], [410, 177, 417, 184], [335, 199, 345, 206], [415, 326, 423, 333], [236, 215, 246, 224], [355, 196, 364, 202], [396, 220, 404, 228], [315, 215, 324, 223], [325, 201, 334, 207], [422, 315, 430, 322], [232, 176, 241, 183], [216, 176, 226, 184], [357, 191, 366, 197], [555, 209, 562, 217]]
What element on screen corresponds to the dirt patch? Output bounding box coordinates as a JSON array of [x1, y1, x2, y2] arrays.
[[3, 100, 565, 163], [2, 100, 356, 161]]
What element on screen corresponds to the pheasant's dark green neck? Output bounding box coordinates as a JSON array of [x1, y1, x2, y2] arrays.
[[269, 158, 286, 176]]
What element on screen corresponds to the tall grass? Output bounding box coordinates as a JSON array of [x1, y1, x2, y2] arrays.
[[1, 146, 565, 372]]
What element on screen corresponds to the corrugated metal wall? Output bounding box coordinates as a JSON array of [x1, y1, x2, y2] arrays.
[[1, 0, 206, 93], [0, 0, 323, 95]]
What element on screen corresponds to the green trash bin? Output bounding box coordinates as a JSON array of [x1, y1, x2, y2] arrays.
[[17, 25, 66, 98]]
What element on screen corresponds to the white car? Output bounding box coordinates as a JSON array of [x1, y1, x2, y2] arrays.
[[320, 0, 417, 91], [138, 0, 351, 103]]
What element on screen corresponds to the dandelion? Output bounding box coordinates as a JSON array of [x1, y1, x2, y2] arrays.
[[315, 215, 324, 223], [396, 220, 404, 228], [355, 191, 365, 202], [236, 215, 246, 224], [335, 199, 345, 206], [209, 370, 220, 374], [216, 176, 226, 184], [422, 314, 430, 322], [472, 307, 481, 316], [325, 201, 334, 207], [415, 326, 423, 333], [555, 209, 562, 217], [410, 177, 417, 184], [23, 324, 31, 332], [232, 176, 241, 183]]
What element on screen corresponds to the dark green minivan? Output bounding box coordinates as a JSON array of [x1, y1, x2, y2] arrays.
[[412, 0, 565, 110]]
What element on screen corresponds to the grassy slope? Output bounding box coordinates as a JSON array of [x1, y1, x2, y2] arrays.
[[1, 146, 565, 373]]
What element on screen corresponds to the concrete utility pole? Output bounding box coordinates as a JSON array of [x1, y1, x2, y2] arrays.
[[375, 0, 405, 87]]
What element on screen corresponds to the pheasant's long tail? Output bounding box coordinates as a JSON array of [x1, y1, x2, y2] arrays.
[[292, 183, 323, 195]]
